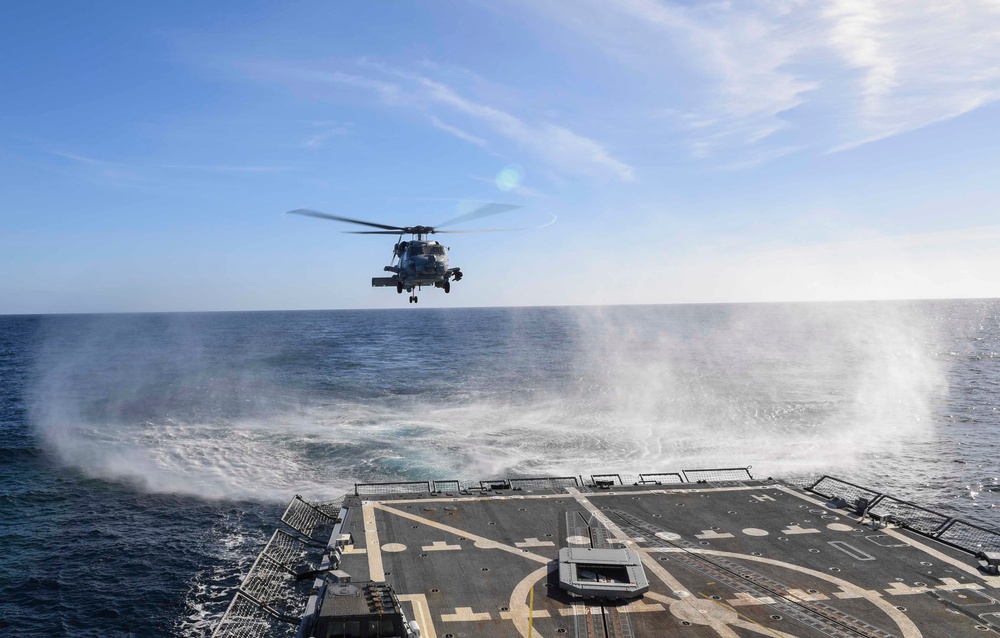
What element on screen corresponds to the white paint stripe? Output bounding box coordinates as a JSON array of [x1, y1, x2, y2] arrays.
[[398, 593, 437, 638], [379, 484, 765, 506], [649, 547, 922, 638], [362, 501, 385, 581], [441, 607, 492, 622], [778, 484, 1000, 589], [880, 528, 1000, 588], [374, 503, 549, 564]]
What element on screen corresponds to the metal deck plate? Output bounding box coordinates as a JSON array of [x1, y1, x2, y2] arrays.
[[333, 482, 1000, 637]]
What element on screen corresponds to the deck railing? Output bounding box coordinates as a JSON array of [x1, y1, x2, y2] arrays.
[[808, 475, 1000, 555]]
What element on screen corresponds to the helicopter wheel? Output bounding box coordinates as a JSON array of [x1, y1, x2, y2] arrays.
[[443, 281, 450, 294], [396, 283, 403, 294]]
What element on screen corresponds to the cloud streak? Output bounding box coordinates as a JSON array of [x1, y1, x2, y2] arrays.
[[521, 0, 1000, 159], [245, 62, 636, 181], [824, 0, 1000, 149]]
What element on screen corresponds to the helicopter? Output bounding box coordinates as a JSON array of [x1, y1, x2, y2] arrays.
[[288, 203, 522, 303]]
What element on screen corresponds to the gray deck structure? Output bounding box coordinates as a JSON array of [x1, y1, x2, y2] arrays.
[[213, 471, 1000, 638]]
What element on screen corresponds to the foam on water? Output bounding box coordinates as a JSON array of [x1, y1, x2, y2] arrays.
[[25, 303, 972, 504]]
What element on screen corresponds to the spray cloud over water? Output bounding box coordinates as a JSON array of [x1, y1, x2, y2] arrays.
[[29, 304, 953, 502], [562, 302, 948, 475]]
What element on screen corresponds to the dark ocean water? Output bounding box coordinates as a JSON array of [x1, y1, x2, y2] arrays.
[[1, 301, 999, 636]]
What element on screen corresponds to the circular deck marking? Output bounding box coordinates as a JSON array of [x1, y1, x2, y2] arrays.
[[566, 535, 590, 545], [827, 523, 854, 532], [381, 543, 407, 552], [742, 528, 769, 536], [656, 531, 681, 541], [474, 539, 501, 549], [669, 598, 737, 625]]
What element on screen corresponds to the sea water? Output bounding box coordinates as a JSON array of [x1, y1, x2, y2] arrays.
[[1, 300, 998, 636]]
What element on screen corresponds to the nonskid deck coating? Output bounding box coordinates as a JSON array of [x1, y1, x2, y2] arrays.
[[333, 481, 1000, 637]]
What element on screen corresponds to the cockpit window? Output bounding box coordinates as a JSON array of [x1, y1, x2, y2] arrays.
[[409, 244, 444, 255]]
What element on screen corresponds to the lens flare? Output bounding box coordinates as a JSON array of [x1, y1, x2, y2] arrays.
[[496, 165, 524, 191]]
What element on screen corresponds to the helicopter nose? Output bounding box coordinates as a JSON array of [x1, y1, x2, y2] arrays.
[[416, 255, 435, 272]]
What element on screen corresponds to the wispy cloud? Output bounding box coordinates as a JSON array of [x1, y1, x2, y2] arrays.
[[162, 164, 294, 173], [428, 116, 488, 148], [303, 122, 352, 149], [410, 74, 635, 181], [518, 1, 820, 160], [520, 0, 1000, 159], [824, 0, 1000, 149], [51, 151, 151, 186], [243, 61, 636, 182], [53, 150, 295, 184]]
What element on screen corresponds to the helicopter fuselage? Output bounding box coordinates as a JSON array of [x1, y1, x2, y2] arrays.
[[371, 239, 462, 296], [288, 202, 521, 304]]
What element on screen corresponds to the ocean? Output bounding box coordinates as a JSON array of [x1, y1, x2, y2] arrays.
[[1, 300, 998, 636]]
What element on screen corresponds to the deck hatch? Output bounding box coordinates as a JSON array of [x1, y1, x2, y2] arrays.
[[558, 547, 649, 599]]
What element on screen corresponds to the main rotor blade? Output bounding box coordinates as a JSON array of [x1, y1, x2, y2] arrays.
[[434, 203, 521, 230], [435, 214, 557, 234], [287, 209, 404, 232], [345, 230, 407, 234], [435, 228, 526, 234]]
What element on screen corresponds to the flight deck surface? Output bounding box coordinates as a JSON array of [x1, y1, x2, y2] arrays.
[[212, 473, 1000, 638]]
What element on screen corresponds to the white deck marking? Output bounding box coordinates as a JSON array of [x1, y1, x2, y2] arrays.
[[827, 523, 855, 532], [781, 525, 820, 535], [879, 528, 1000, 589], [421, 541, 460, 551], [726, 592, 775, 606], [362, 501, 385, 581], [648, 547, 922, 638], [342, 546, 367, 555], [751, 494, 776, 502], [697, 529, 735, 539], [501, 609, 551, 619], [374, 503, 549, 564], [779, 484, 1000, 590], [515, 537, 555, 548], [380, 483, 765, 506], [625, 599, 667, 613], [742, 528, 769, 536], [775, 485, 832, 508], [509, 563, 558, 638], [884, 582, 933, 595], [827, 540, 875, 561], [397, 593, 438, 638], [440, 607, 492, 622], [700, 598, 802, 638], [787, 588, 829, 601], [566, 488, 751, 637], [644, 591, 682, 604], [936, 577, 984, 591], [381, 542, 407, 553]]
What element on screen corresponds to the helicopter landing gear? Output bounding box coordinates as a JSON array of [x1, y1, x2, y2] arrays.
[[408, 295, 418, 303], [443, 281, 450, 293], [396, 282, 403, 294]]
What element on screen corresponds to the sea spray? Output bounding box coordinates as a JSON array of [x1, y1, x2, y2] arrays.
[[28, 304, 952, 501]]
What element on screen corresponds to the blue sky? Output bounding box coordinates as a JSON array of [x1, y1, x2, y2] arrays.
[[3, 1, 1000, 313]]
